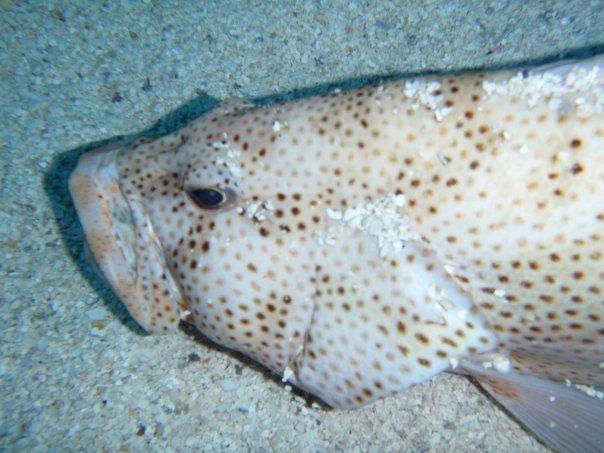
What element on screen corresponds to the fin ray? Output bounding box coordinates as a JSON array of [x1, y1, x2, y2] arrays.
[[462, 360, 604, 453]]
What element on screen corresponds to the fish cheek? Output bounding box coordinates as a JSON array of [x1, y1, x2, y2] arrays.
[[173, 214, 317, 374]]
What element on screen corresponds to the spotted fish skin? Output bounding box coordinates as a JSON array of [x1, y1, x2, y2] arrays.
[[70, 57, 603, 428]]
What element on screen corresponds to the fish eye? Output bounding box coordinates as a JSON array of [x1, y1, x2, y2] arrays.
[[187, 187, 233, 210]]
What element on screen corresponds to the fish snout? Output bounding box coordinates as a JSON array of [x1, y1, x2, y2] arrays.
[[69, 143, 183, 334]]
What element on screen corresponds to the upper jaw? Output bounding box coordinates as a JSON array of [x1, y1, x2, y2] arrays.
[[69, 144, 141, 318], [69, 143, 183, 334]]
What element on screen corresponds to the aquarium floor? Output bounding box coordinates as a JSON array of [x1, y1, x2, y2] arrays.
[[2, 1, 603, 451]]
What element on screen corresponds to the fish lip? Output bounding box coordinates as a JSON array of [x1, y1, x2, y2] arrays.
[[69, 143, 152, 329]]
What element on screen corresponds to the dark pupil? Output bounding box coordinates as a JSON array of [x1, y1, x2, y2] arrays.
[[189, 188, 225, 208]]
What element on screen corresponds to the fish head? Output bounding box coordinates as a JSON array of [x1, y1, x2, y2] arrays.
[[69, 123, 326, 372]]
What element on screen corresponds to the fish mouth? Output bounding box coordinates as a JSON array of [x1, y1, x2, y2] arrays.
[[69, 142, 183, 334]]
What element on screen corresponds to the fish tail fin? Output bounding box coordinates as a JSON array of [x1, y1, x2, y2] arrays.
[[460, 360, 604, 453]]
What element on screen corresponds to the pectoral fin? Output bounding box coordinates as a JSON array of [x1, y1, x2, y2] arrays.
[[462, 360, 604, 453]]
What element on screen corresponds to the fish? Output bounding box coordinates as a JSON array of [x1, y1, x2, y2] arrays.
[[69, 56, 604, 452]]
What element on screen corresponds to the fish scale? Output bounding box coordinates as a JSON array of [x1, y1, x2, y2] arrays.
[[70, 56, 604, 452]]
